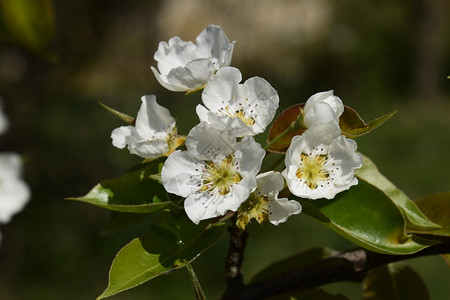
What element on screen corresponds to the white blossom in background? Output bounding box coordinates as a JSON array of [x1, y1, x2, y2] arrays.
[[0, 153, 30, 245], [196, 67, 279, 137], [161, 122, 265, 224], [151, 24, 235, 93], [303, 90, 344, 128], [282, 121, 363, 200], [111, 95, 178, 159], [237, 171, 302, 230]]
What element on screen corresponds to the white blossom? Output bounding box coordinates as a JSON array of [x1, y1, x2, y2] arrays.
[[282, 121, 363, 200], [161, 122, 265, 224], [237, 171, 301, 229], [111, 95, 177, 159], [303, 90, 344, 128], [0, 153, 30, 245], [151, 25, 235, 93], [196, 67, 279, 137]]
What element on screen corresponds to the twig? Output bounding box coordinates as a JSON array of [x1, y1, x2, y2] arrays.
[[221, 241, 450, 300], [221, 223, 249, 299]]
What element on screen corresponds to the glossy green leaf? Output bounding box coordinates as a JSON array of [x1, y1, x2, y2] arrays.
[[298, 180, 436, 254], [185, 261, 207, 300], [67, 159, 172, 213], [363, 262, 429, 300], [266, 104, 396, 153], [0, 0, 55, 56], [249, 247, 337, 284], [339, 106, 397, 138], [408, 192, 450, 239], [355, 155, 440, 231], [98, 211, 226, 299]]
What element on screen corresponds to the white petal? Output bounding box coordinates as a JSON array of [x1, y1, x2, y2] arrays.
[[136, 95, 175, 139], [154, 37, 198, 75], [303, 91, 344, 127], [303, 101, 339, 128], [161, 151, 203, 198], [128, 140, 169, 159], [151, 66, 188, 92], [185, 122, 236, 160], [195, 25, 235, 68], [242, 76, 279, 134], [0, 153, 30, 224], [166, 59, 215, 91], [184, 192, 223, 225], [111, 126, 139, 149], [301, 121, 341, 148], [255, 171, 284, 195], [202, 67, 242, 111], [269, 197, 302, 225], [234, 136, 265, 177]]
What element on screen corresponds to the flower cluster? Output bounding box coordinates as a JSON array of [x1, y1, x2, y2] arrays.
[[111, 25, 363, 228], [0, 99, 30, 246]]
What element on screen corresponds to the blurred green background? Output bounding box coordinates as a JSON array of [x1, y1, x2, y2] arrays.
[[0, 0, 449, 299]]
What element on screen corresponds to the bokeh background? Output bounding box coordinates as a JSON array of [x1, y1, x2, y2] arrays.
[[0, 0, 449, 299]]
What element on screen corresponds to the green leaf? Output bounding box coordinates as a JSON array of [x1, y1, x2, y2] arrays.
[[355, 155, 440, 231], [99, 101, 135, 125], [408, 192, 450, 239], [298, 180, 436, 254], [339, 106, 397, 138], [185, 261, 207, 300], [0, 0, 56, 57], [249, 247, 337, 284], [101, 212, 156, 235], [363, 262, 429, 300], [67, 159, 173, 213], [97, 211, 226, 299]]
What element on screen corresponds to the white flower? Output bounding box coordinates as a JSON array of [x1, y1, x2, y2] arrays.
[[111, 95, 178, 159], [236, 171, 302, 229], [282, 121, 363, 199], [196, 67, 279, 137], [303, 91, 344, 128], [0, 153, 30, 245], [151, 24, 235, 92], [161, 122, 265, 224], [0, 99, 9, 135]]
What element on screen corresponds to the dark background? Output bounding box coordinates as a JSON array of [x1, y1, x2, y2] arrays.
[[0, 0, 449, 299]]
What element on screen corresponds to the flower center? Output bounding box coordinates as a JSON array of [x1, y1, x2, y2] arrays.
[[236, 192, 270, 230], [225, 106, 256, 127], [200, 156, 242, 195], [296, 153, 329, 189]]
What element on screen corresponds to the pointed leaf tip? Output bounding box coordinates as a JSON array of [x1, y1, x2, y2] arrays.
[[99, 101, 135, 125], [340, 106, 397, 138]]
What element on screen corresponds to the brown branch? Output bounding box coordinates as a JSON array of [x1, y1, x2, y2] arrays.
[[221, 241, 450, 300], [221, 224, 249, 299]]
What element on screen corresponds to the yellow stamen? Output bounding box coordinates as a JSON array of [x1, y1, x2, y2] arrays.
[[296, 153, 329, 189]]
